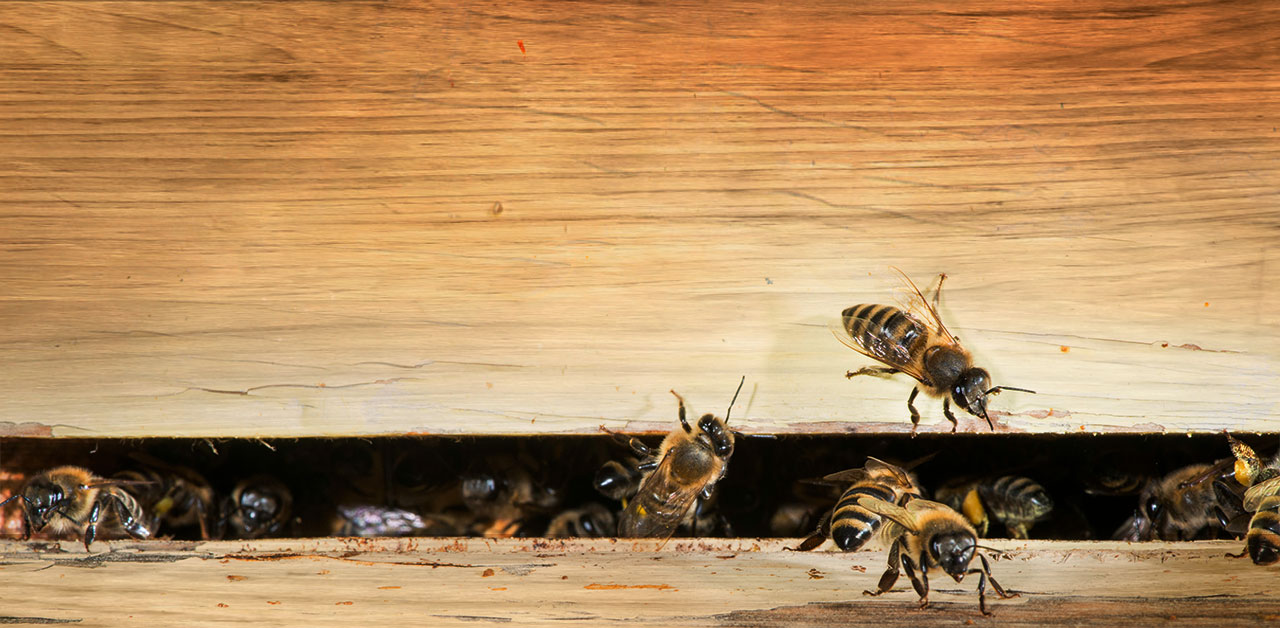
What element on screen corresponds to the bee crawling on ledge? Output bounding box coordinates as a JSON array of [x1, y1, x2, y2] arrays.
[[0, 465, 153, 551], [597, 376, 745, 539], [836, 269, 1035, 434], [857, 495, 1019, 616]]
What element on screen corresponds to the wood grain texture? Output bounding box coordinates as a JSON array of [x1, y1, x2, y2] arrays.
[[0, 1, 1277, 437], [0, 538, 1275, 626]]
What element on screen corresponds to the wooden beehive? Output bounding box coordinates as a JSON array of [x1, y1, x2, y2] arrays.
[[1, 0, 1277, 624]]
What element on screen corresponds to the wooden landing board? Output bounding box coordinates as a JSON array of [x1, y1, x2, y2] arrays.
[[0, 538, 1275, 626], [0, 1, 1277, 437]]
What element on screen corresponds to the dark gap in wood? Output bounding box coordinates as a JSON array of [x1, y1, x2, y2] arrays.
[[0, 433, 1267, 543]]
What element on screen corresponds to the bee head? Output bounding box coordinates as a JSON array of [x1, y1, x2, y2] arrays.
[[23, 478, 66, 530], [930, 531, 976, 577], [951, 368, 993, 420], [697, 414, 735, 458], [952, 370, 1035, 429]]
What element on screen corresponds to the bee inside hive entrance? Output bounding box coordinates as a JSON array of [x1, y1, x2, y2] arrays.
[[0, 434, 1265, 545]]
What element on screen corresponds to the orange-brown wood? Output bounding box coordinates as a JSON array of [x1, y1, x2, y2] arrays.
[[0, 1, 1276, 437]]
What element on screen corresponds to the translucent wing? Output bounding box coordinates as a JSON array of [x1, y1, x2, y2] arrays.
[[856, 495, 919, 534], [820, 467, 871, 485], [864, 457, 914, 488], [829, 316, 932, 384], [892, 267, 959, 347], [1243, 477, 1280, 512]]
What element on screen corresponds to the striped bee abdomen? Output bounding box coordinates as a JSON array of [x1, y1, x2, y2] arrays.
[[830, 483, 897, 551], [841, 304, 925, 367], [1247, 495, 1280, 565], [980, 475, 1054, 522]]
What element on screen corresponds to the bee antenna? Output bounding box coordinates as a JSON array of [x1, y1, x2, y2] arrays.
[[723, 376, 746, 425], [983, 385, 1035, 397], [975, 544, 1006, 556]]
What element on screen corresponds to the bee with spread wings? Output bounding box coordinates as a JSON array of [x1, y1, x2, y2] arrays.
[[835, 270, 1034, 434]]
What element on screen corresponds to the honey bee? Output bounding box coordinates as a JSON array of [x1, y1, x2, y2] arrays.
[[546, 503, 616, 538], [460, 456, 564, 537], [0, 466, 152, 550], [601, 377, 744, 538], [837, 271, 1034, 433], [792, 457, 924, 552], [114, 454, 217, 540], [220, 475, 292, 539], [858, 496, 1018, 616], [1111, 463, 1241, 542], [1221, 435, 1280, 565], [936, 476, 1053, 539]]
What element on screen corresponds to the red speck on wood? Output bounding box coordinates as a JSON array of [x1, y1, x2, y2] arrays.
[[216, 603, 229, 608], [1059, 345, 1069, 353], [482, 568, 496, 577], [517, 40, 526, 56], [336, 601, 354, 606], [226, 575, 247, 582]]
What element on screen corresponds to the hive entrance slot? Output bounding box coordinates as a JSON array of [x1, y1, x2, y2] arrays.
[[0, 434, 1264, 544]]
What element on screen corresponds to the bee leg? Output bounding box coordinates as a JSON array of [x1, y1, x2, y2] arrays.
[[864, 541, 901, 597], [846, 366, 900, 379], [979, 554, 1018, 600], [903, 550, 928, 609], [789, 511, 831, 551], [907, 388, 922, 436], [83, 500, 103, 551], [600, 428, 654, 458], [929, 273, 947, 313], [1226, 547, 1250, 559], [669, 390, 692, 433], [942, 397, 959, 433]]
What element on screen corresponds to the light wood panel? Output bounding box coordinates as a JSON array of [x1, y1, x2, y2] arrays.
[[0, 1, 1277, 437], [0, 538, 1275, 626]]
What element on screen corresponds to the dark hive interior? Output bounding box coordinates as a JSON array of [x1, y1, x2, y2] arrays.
[[1, 433, 1264, 543]]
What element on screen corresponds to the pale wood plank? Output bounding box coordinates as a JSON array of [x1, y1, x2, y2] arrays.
[[0, 538, 1275, 626], [0, 1, 1277, 437]]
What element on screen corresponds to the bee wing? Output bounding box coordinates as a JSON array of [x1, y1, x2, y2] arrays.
[[1243, 477, 1280, 512], [891, 267, 959, 347], [819, 467, 871, 485], [828, 318, 932, 384], [619, 454, 703, 539], [863, 457, 915, 487], [855, 496, 919, 534]]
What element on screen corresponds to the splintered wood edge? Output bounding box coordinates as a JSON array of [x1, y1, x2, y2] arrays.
[[0, 537, 1275, 627]]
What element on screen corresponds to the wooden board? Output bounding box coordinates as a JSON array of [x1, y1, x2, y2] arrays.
[[0, 1, 1277, 437], [0, 538, 1275, 626]]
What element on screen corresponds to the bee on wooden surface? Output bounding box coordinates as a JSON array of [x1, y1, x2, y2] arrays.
[[1111, 463, 1241, 542], [220, 475, 292, 539], [546, 502, 616, 538], [936, 476, 1054, 539], [0, 466, 152, 550], [792, 457, 924, 552], [600, 377, 745, 538], [858, 496, 1018, 616], [114, 454, 217, 540], [836, 270, 1034, 433], [1221, 435, 1280, 565]]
